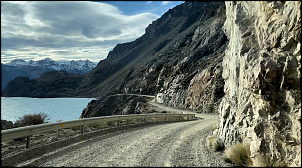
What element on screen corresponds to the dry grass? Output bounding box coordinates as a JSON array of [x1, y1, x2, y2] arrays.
[[206, 135, 224, 152], [223, 142, 253, 167], [14, 112, 50, 127], [223, 143, 287, 167]]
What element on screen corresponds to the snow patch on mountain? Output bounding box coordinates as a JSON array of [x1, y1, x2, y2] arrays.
[[5, 58, 98, 72]]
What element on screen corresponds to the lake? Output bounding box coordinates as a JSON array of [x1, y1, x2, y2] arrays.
[[1, 97, 95, 123]]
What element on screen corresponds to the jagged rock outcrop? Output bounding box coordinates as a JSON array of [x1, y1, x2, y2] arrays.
[[80, 95, 154, 118], [218, 1, 301, 166], [152, 2, 227, 112]]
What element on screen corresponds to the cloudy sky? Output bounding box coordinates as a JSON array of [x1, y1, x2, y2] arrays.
[[1, 1, 184, 64]]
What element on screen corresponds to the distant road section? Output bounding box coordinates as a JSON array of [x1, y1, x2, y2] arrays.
[[10, 95, 230, 167], [111, 93, 155, 98]]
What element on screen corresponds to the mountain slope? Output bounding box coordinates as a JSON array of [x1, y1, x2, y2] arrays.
[[1, 64, 53, 91], [79, 1, 228, 117], [77, 1, 227, 99]]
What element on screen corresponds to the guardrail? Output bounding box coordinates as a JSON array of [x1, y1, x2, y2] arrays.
[[1, 113, 195, 148]]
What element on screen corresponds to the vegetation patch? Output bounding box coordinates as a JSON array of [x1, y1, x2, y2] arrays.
[[206, 135, 224, 152], [223, 143, 253, 167], [14, 112, 50, 127]]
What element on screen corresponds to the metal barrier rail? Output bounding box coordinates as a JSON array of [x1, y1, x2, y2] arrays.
[[1, 113, 195, 148]]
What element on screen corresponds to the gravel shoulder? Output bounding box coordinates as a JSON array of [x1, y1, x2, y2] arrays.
[[1, 98, 232, 167]]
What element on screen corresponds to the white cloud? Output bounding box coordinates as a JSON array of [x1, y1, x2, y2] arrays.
[[162, 1, 171, 6], [1, 1, 160, 63]]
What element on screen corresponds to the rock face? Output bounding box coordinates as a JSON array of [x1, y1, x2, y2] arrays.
[[151, 2, 227, 112], [218, 1, 301, 166], [80, 95, 154, 118]]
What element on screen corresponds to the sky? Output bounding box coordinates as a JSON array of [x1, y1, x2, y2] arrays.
[[1, 1, 184, 64]]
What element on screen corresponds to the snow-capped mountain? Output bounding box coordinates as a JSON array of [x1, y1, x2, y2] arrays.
[[5, 58, 97, 72], [1, 58, 97, 90]]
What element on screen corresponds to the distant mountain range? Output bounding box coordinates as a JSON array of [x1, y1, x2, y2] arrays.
[[1, 58, 97, 90]]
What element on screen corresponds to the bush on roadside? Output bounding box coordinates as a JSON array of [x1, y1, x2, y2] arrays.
[[14, 112, 50, 127], [223, 142, 253, 167], [206, 135, 225, 151]]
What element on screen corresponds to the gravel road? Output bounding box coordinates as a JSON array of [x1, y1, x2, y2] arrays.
[[2, 98, 232, 167]]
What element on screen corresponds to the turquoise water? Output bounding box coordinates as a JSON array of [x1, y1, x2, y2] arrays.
[[1, 97, 95, 123]]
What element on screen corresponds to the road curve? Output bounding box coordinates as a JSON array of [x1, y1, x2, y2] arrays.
[[15, 97, 230, 167]]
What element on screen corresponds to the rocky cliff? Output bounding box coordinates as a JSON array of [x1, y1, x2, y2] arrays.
[[80, 95, 154, 118], [217, 1, 301, 166]]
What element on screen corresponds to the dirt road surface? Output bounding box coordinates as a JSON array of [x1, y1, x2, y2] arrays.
[[2, 98, 231, 167]]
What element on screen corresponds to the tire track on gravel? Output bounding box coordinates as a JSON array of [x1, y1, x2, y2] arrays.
[[19, 120, 202, 167]]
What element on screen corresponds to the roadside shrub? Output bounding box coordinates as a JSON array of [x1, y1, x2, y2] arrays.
[[206, 135, 225, 151], [223, 143, 253, 167], [14, 112, 50, 127]]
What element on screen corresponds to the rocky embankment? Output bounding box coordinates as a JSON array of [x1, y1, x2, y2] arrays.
[[80, 95, 156, 118], [218, 1, 301, 166]]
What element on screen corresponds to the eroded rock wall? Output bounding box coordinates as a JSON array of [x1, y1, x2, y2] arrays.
[[218, 1, 301, 166], [155, 3, 227, 112]]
